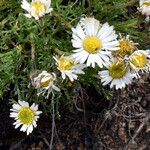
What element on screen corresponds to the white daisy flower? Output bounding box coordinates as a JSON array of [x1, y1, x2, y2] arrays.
[[32, 71, 60, 98], [113, 35, 138, 59], [129, 50, 150, 77], [139, 0, 150, 21], [10, 100, 42, 135], [71, 16, 119, 68], [21, 0, 53, 20], [54, 55, 86, 81], [98, 60, 135, 90]]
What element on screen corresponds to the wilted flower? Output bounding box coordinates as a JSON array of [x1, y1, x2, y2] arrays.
[[54, 55, 86, 81], [32, 71, 60, 98], [71, 16, 119, 68], [10, 100, 42, 135], [113, 35, 138, 59], [129, 50, 150, 77], [21, 0, 53, 20]]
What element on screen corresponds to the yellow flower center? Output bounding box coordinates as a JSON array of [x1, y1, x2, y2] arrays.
[[18, 108, 35, 125], [31, 2, 46, 16], [58, 57, 75, 70], [40, 75, 53, 87], [143, 2, 150, 6], [113, 39, 135, 58], [109, 61, 128, 79], [83, 36, 102, 54], [131, 53, 148, 68]]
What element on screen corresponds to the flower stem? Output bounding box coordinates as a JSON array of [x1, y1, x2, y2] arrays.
[[30, 33, 36, 70], [49, 92, 55, 150]]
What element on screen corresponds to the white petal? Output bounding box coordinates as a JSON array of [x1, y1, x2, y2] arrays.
[[10, 113, 18, 118], [65, 72, 78, 81], [15, 123, 22, 129], [61, 72, 66, 80], [86, 54, 94, 67], [27, 125, 33, 135], [36, 111, 42, 115], [100, 26, 114, 39], [20, 124, 28, 132], [96, 55, 104, 68], [10, 108, 19, 113], [21, 0, 31, 12], [72, 34, 82, 42], [73, 50, 89, 64], [30, 103, 36, 110], [103, 46, 120, 51], [73, 48, 83, 53], [85, 19, 97, 36], [71, 40, 82, 48], [103, 41, 119, 47], [13, 120, 20, 125], [72, 24, 85, 40], [12, 104, 21, 110], [102, 33, 118, 43], [52, 85, 60, 92], [24, 14, 32, 18], [33, 120, 37, 128], [102, 77, 112, 85], [73, 69, 84, 74], [78, 53, 89, 64], [97, 23, 109, 37], [46, 0, 51, 9], [98, 70, 109, 76], [18, 100, 29, 107], [46, 8, 53, 14]]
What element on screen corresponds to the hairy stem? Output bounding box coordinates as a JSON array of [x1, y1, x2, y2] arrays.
[[30, 33, 36, 70], [49, 92, 55, 150]]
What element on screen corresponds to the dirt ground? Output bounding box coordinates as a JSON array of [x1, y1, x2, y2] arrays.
[[0, 76, 150, 150]]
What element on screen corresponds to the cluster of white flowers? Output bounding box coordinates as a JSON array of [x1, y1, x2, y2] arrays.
[[10, 0, 150, 135], [29, 16, 149, 91], [72, 17, 150, 90]]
